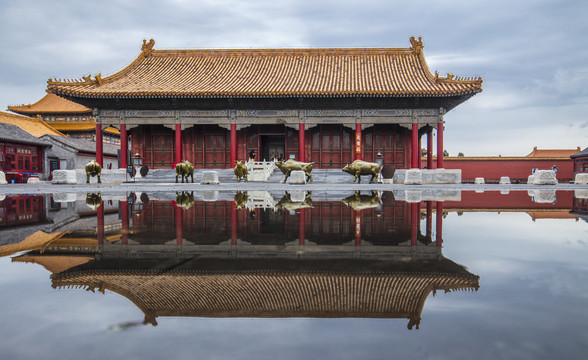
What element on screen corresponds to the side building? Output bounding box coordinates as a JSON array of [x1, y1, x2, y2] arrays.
[[8, 93, 121, 145], [46, 37, 482, 175]]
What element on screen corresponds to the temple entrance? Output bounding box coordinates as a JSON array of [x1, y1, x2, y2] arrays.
[[261, 135, 285, 161]]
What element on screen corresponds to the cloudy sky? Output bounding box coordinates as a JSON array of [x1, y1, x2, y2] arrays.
[[1, 0, 586, 156]]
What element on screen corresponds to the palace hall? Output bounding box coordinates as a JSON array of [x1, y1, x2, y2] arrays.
[[46, 37, 482, 175]]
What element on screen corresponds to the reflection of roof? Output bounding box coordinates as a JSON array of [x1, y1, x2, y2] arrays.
[[47, 38, 482, 100], [7, 94, 91, 115], [0, 231, 68, 258], [526, 146, 581, 159], [13, 255, 93, 274], [0, 111, 64, 137], [51, 257, 479, 329], [0, 123, 53, 147], [525, 210, 579, 220], [41, 134, 119, 156]]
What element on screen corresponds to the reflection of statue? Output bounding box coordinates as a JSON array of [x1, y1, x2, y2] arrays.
[[234, 161, 248, 182], [342, 160, 381, 184], [175, 191, 194, 210], [274, 159, 314, 183], [342, 191, 381, 211], [234, 191, 248, 209], [85, 193, 102, 210], [175, 160, 194, 183], [85, 160, 101, 184], [275, 191, 313, 211]]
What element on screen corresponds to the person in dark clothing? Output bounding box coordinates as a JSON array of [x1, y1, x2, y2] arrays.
[[249, 150, 256, 161]]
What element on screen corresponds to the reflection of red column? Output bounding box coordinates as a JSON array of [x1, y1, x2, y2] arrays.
[[427, 128, 433, 169], [96, 124, 103, 166], [120, 124, 127, 169], [411, 202, 418, 246], [437, 122, 444, 168], [411, 123, 418, 168], [426, 201, 433, 240], [97, 201, 104, 246], [299, 208, 305, 245], [436, 202, 444, 247], [120, 200, 129, 245], [176, 206, 183, 246], [175, 124, 182, 165], [355, 213, 362, 246], [299, 123, 305, 162], [230, 124, 237, 168], [231, 202, 237, 246], [355, 123, 362, 160]]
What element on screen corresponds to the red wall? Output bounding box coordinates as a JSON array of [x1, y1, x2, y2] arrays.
[[422, 158, 574, 183]]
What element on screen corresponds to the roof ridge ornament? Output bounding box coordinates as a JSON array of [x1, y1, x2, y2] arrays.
[[410, 36, 423, 54], [142, 39, 155, 56]]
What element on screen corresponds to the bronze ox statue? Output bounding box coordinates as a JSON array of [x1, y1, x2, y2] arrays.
[[175, 191, 194, 210], [234, 161, 248, 182], [342, 191, 381, 211], [85, 192, 103, 210], [85, 160, 102, 183], [274, 159, 314, 183], [275, 191, 313, 211], [234, 191, 249, 209], [175, 160, 194, 183], [342, 160, 381, 183]]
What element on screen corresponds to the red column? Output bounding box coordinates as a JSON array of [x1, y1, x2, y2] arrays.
[[120, 200, 129, 245], [410, 202, 418, 246], [299, 208, 306, 245], [176, 206, 183, 246], [437, 122, 444, 168], [411, 123, 418, 168], [436, 202, 444, 247], [418, 138, 422, 169], [97, 201, 104, 246], [427, 128, 433, 169], [175, 124, 182, 165], [96, 124, 103, 166], [230, 124, 237, 168], [355, 123, 362, 160], [231, 202, 238, 246], [119, 124, 127, 169], [299, 124, 305, 161]]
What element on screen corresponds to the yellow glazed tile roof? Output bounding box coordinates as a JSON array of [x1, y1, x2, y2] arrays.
[[50, 123, 121, 135], [47, 37, 482, 99], [0, 111, 65, 137], [8, 94, 91, 114]]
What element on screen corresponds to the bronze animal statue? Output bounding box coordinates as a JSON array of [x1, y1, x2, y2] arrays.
[[175, 160, 194, 183], [234, 191, 249, 209], [274, 159, 314, 183], [342, 191, 381, 211], [342, 160, 381, 183], [275, 191, 313, 211], [85, 160, 102, 183], [234, 161, 248, 182], [175, 191, 194, 210], [85, 192, 103, 210]]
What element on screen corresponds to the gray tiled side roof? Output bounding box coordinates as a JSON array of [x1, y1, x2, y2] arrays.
[[0, 123, 51, 146], [571, 147, 588, 158], [42, 134, 119, 156]]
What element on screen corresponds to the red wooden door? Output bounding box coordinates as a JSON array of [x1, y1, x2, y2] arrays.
[[151, 135, 173, 168]]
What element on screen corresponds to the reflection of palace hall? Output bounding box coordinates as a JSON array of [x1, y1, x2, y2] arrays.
[[46, 37, 482, 174], [6, 192, 481, 330]]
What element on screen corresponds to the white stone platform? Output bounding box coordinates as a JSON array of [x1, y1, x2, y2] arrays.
[[0, 171, 6, 185], [532, 170, 557, 185], [200, 171, 220, 184], [286, 170, 307, 184], [51, 170, 77, 184], [574, 173, 588, 184]]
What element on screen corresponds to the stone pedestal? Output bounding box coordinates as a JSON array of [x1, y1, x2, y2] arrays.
[[529, 190, 556, 203], [527, 175, 535, 184], [499, 176, 511, 185], [51, 170, 77, 184], [200, 171, 219, 184], [52, 193, 77, 203], [202, 190, 219, 201], [404, 169, 422, 185], [474, 177, 485, 184], [27, 177, 40, 184], [287, 170, 307, 184], [574, 173, 588, 184], [289, 190, 307, 202], [0, 171, 7, 185], [532, 170, 557, 185]]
